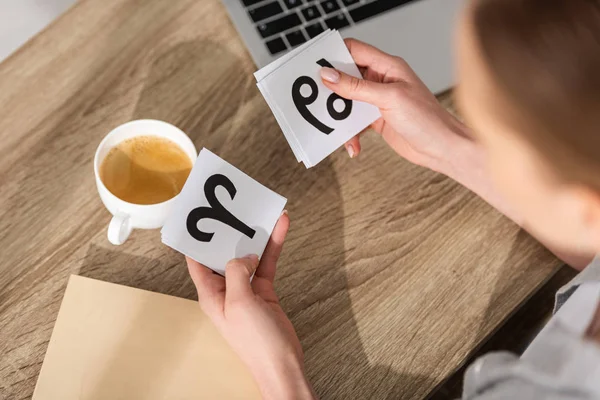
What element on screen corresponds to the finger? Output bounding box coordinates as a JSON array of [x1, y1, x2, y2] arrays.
[[371, 117, 385, 134], [225, 255, 259, 303], [345, 135, 361, 158], [321, 67, 390, 107], [256, 212, 290, 283], [186, 256, 218, 295], [358, 66, 367, 78], [186, 257, 225, 315], [345, 38, 419, 84], [344, 39, 404, 81], [344, 38, 397, 72]]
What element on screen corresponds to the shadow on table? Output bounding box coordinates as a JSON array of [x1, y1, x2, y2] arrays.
[[429, 227, 568, 399], [475, 229, 560, 347], [80, 40, 433, 399]]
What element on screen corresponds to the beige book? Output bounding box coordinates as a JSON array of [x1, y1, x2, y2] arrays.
[[33, 275, 261, 399]]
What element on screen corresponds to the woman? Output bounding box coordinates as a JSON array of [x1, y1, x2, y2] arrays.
[[187, 0, 600, 398]]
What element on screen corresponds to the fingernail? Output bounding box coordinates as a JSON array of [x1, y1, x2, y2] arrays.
[[321, 67, 340, 83], [282, 209, 289, 216], [347, 144, 356, 158], [243, 254, 259, 262]]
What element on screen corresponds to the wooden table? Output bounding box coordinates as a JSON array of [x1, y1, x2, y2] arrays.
[[0, 1, 562, 398]]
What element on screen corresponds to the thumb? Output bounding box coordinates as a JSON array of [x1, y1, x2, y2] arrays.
[[320, 67, 388, 107], [225, 255, 259, 303]]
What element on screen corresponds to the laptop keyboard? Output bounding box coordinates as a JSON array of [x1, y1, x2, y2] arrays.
[[243, 0, 420, 55]]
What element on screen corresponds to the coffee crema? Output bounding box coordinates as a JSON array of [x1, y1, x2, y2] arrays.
[[100, 135, 192, 205]]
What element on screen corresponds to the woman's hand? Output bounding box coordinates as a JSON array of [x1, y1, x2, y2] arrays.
[[186, 213, 315, 400], [322, 39, 595, 270], [320, 38, 471, 173]]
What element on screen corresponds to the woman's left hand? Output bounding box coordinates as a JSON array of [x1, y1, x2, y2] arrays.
[[186, 213, 315, 400]]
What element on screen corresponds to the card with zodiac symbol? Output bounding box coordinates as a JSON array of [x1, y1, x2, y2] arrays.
[[161, 148, 287, 276], [255, 29, 381, 168]]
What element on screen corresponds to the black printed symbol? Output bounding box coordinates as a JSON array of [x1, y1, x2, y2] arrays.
[[291, 58, 353, 135], [316, 59, 353, 122], [186, 174, 256, 242]]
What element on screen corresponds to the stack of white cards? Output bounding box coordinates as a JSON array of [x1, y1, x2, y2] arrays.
[[161, 148, 287, 276], [255, 29, 381, 168]]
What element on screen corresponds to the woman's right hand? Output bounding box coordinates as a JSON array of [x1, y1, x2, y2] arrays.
[[320, 38, 471, 173], [186, 214, 315, 400]]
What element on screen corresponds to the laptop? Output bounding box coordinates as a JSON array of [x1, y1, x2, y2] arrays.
[[221, 0, 464, 94]]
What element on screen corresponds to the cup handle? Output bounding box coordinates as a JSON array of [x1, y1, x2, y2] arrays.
[[108, 214, 132, 245]]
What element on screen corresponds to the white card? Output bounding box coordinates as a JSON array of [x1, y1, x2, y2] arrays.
[[254, 29, 334, 82], [256, 83, 304, 162], [161, 148, 287, 276], [256, 30, 336, 164], [258, 30, 381, 167]]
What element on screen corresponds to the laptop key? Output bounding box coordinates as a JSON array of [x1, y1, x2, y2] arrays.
[[349, 0, 416, 23], [283, 0, 304, 9], [242, 0, 263, 6], [320, 0, 341, 14], [256, 12, 302, 38], [341, 0, 360, 5], [325, 13, 350, 29], [249, 1, 284, 23], [301, 5, 322, 21], [286, 30, 307, 47], [305, 22, 325, 38], [266, 37, 288, 55]]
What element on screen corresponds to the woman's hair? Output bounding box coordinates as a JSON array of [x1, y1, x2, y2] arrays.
[[471, 0, 600, 189]]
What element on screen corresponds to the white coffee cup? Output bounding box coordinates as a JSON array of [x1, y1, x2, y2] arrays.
[[94, 119, 197, 245]]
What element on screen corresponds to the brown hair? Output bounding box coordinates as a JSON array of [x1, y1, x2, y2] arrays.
[[471, 0, 600, 189]]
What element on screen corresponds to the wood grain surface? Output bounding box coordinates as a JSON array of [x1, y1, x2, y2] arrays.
[[0, 0, 562, 399]]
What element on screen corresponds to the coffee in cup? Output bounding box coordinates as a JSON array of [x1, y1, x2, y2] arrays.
[[100, 135, 192, 205]]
